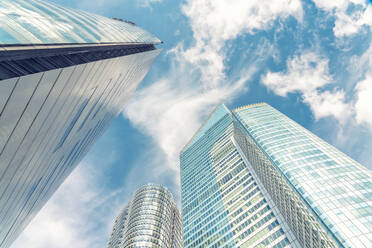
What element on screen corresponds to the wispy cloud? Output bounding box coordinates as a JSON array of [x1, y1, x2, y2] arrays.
[[349, 37, 372, 133], [124, 51, 259, 187], [124, 0, 303, 187], [11, 161, 127, 248], [355, 75, 372, 131]]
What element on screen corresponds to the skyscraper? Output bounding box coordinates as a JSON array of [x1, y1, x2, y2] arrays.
[[0, 1, 161, 247], [180, 103, 372, 248], [107, 184, 182, 248], [180, 105, 299, 248]]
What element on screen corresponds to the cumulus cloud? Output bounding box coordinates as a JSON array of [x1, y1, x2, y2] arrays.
[[124, 0, 302, 186], [262, 52, 331, 96], [312, 0, 372, 37], [261, 51, 351, 121], [303, 89, 350, 121], [181, 0, 303, 86]]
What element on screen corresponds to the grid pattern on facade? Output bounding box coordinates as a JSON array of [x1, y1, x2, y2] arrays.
[[107, 184, 182, 248], [233, 120, 337, 248], [233, 103, 372, 248], [180, 105, 294, 248], [108, 206, 129, 248]]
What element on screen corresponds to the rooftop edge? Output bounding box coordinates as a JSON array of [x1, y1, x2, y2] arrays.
[[180, 104, 229, 155], [232, 102, 268, 112]]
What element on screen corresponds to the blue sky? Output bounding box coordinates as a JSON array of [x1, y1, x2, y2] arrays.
[[12, 0, 372, 247]]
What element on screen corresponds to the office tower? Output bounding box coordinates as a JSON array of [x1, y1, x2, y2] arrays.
[[233, 103, 372, 248], [180, 103, 372, 248], [107, 184, 182, 248], [0, 1, 161, 247], [180, 105, 298, 248]]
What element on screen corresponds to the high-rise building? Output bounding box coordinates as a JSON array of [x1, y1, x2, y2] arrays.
[[0, 1, 161, 247], [180, 105, 298, 248], [180, 103, 372, 248], [107, 184, 182, 248]]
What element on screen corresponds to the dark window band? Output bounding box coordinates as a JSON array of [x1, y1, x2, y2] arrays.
[[0, 43, 156, 80]]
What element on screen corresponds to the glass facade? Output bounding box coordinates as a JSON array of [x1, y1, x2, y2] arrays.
[[180, 105, 297, 248], [107, 184, 182, 248], [108, 205, 130, 248], [233, 103, 372, 248], [0, 0, 160, 45], [0, 1, 161, 247], [180, 103, 372, 248]]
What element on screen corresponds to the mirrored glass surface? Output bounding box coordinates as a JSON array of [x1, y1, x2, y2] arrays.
[[0, 0, 160, 45]]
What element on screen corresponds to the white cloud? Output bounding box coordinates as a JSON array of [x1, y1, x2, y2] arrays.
[[260, 41, 372, 170], [303, 89, 350, 121], [124, 57, 257, 185], [262, 52, 331, 96], [349, 42, 372, 82], [181, 0, 303, 87], [11, 162, 125, 248], [355, 75, 372, 130], [348, 40, 372, 131], [312, 0, 372, 37], [123, 0, 303, 186], [262, 51, 351, 121]]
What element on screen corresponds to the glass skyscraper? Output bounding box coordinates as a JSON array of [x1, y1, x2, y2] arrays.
[[107, 184, 182, 248], [0, 1, 161, 247], [180, 103, 372, 248]]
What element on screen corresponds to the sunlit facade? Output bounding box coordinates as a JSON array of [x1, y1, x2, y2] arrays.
[[233, 103, 372, 248], [0, 1, 161, 247], [180, 105, 298, 248], [107, 184, 182, 248], [180, 103, 372, 248]]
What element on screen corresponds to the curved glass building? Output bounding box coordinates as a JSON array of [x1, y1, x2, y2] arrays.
[[0, 1, 161, 247], [107, 184, 182, 248], [0, 0, 160, 44], [180, 103, 372, 248]]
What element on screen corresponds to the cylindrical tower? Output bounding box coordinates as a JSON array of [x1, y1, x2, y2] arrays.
[[107, 184, 182, 248]]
